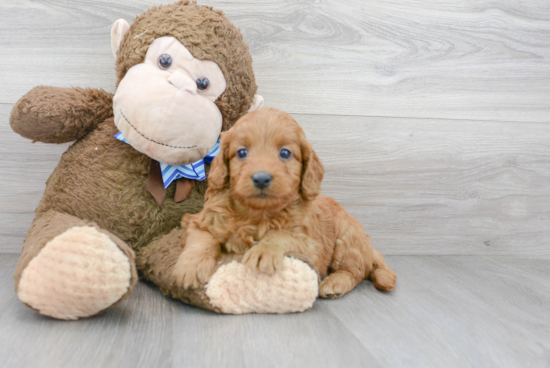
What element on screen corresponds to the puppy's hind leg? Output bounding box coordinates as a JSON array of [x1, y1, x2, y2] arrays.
[[369, 249, 396, 291], [319, 239, 366, 299]]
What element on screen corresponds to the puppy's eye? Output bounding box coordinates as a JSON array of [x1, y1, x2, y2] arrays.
[[237, 149, 248, 159], [196, 77, 209, 91], [279, 148, 292, 160], [158, 54, 172, 69]]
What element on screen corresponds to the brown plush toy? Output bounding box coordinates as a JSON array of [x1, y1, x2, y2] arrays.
[[10, 1, 319, 320]]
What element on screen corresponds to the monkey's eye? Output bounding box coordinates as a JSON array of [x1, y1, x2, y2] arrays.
[[196, 77, 209, 91], [237, 148, 248, 159], [279, 148, 292, 160], [158, 54, 172, 69]]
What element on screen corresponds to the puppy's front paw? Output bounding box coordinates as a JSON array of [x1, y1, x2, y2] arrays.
[[172, 254, 216, 289], [242, 245, 284, 274]]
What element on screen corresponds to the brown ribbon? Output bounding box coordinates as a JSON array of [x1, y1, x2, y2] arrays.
[[147, 160, 193, 207]]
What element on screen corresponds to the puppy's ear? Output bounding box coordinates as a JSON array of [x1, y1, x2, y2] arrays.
[[300, 136, 324, 201], [207, 131, 231, 192]]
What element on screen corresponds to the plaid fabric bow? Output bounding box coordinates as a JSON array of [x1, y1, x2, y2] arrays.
[[115, 132, 220, 188], [115, 132, 220, 206]]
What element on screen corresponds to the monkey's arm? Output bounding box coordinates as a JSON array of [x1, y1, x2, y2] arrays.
[[10, 86, 113, 143], [137, 228, 320, 314]]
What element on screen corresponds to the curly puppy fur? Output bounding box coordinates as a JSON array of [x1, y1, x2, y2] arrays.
[[173, 108, 396, 297]]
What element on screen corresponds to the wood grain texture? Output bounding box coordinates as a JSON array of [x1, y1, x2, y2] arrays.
[[1, 1, 549, 366], [0, 0, 549, 122], [1, 254, 549, 368], [2, 103, 549, 255], [323, 255, 550, 368], [297, 114, 550, 256]]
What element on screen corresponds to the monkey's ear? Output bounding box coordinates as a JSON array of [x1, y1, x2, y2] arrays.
[[110, 19, 131, 59], [247, 95, 264, 113]]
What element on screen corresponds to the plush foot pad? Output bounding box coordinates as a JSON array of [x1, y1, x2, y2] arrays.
[[206, 257, 318, 314], [18, 226, 132, 320]]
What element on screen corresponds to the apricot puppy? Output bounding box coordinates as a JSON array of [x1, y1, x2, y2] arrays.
[[173, 107, 396, 298]]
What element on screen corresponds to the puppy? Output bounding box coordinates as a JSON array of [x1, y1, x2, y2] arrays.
[[173, 107, 396, 298]]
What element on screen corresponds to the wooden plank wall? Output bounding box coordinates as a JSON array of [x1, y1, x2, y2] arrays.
[[0, 0, 549, 255]]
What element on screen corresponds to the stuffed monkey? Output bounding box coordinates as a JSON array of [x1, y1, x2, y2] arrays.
[[10, 1, 318, 320]]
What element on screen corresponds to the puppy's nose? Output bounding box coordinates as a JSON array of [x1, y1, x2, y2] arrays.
[[252, 171, 272, 190]]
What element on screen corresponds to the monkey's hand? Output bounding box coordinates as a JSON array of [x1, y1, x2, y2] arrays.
[[10, 86, 113, 143]]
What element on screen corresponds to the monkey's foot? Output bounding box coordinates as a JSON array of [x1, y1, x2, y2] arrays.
[[18, 226, 133, 320], [205, 257, 319, 314]]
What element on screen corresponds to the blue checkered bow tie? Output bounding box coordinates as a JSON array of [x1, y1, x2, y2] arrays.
[[115, 132, 220, 189]]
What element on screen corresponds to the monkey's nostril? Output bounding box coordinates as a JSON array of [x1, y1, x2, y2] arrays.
[[168, 71, 197, 93], [252, 171, 272, 190]]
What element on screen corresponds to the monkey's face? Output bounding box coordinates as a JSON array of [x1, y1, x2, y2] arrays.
[[113, 36, 227, 165]]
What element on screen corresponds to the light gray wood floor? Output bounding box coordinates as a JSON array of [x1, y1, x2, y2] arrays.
[[1, 254, 549, 368], [0, 0, 549, 255], [1, 1, 549, 367]]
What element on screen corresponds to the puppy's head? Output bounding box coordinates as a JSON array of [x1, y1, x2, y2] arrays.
[[208, 107, 324, 210]]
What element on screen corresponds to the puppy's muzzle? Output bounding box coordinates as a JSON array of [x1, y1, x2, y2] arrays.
[[252, 171, 272, 190]]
